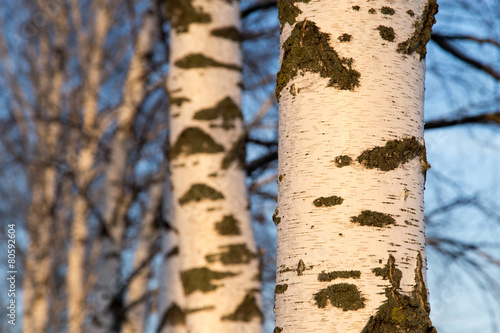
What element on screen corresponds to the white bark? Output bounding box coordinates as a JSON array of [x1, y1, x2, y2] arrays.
[[275, 1, 436, 332], [159, 0, 262, 332]]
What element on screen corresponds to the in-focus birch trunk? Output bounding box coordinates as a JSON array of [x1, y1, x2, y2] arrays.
[[158, 0, 262, 332], [90, 8, 157, 333], [274, 1, 438, 332]]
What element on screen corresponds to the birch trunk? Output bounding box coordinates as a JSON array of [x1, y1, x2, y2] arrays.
[[23, 9, 66, 331], [67, 4, 110, 332], [274, 1, 437, 332], [122, 180, 163, 333], [159, 0, 262, 332], [90, 9, 157, 332]]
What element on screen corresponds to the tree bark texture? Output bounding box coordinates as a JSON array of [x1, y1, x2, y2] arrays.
[[274, 1, 437, 332], [159, 0, 263, 332]]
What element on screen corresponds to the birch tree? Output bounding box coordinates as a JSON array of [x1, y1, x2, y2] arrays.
[[274, 1, 438, 331], [158, 0, 263, 332]]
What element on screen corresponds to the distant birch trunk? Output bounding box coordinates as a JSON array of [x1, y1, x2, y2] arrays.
[[67, 3, 110, 332], [158, 0, 262, 332], [23, 8, 67, 332], [122, 179, 164, 333], [274, 1, 437, 332], [90, 8, 157, 333]]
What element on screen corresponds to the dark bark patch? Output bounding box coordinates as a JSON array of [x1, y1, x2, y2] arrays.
[[352, 5, 360, 11], [314, 283, 365, 311], [368, 8, 376, 14], [166, 0, 211, 33], [338, 33, 352, 42], [221, 135, 246, 170], [334, 155, 353, 167], [215, 215, 241, 235], [181, 267, 237, 295], [274, 327, 284, 333], [158, 303, 185, 327], [185, 306, 216, 314], [194, 97, 242, 130], [170, 96, 191, 107], [166, 246, 179, 258], [178, 183, 224, 206], [211, 26, 240, 41], [313, 196, 344, 207], [381, 6, 395, 15], [361, 254, 435, 332], [275, 284, 289, 294], [351, 210, 396, 228], [277, 0, 311, 30], [297, 259, 306, 275], [170, 127, 224, 160], [175, 53, 241, 71], [276, 20, 360, 100], [397, 0, 438, 60], [356, 137, 428, 172], [318, 270, 361, 281], [222, 293, 263, 322], [205, 243, 256, 265], [377, 25, 395, 42], [406, 9, 415, 17]]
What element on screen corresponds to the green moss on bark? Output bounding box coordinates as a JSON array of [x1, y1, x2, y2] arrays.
[[170, 127, 224, 160], [275, 284, 289, 294], [398, 0, 438, 60], [205, 243, 256, 265], [276, 20, 360, 100], [222, 293, 263, 322], [351, 210, 396, 228], [166, 0, 211, 33], [335, 155, 353, 167], [181, 267, 237, 295], [277, 0, 311, 30], [356, 137, 428, 172], [313, 195, 344, 207], [178, 183, 224, 206], [314, 283, 365, 310], [361, 254, 435, 332], [215, 215, 241, 235], [377, 26, 395, 42], [338, 33, 352, 42], [175, 53, 241, 71], [318, 270, 361, 281], [381, 7, 395, 15], [211, 26, 240, 41], [194, 97, 242, 130], [272, 207, 281, 225]]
